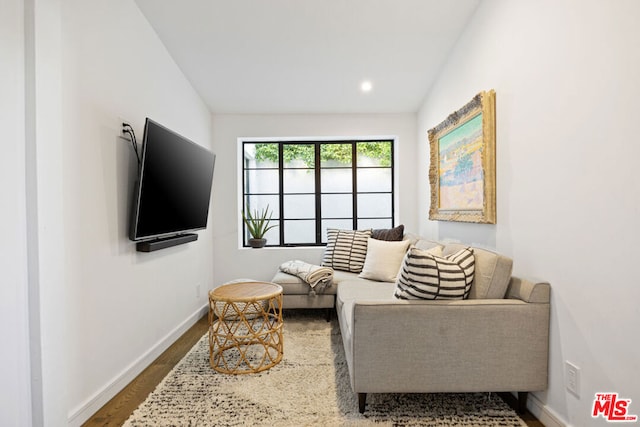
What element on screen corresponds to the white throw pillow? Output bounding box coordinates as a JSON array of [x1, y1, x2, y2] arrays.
[[358, 238, 411, 282]]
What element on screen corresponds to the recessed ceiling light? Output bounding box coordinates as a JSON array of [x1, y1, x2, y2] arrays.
[[360, 80, 373, 92]]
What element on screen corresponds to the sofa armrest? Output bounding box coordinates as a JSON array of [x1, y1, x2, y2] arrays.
[[506, 276, 550, 303]]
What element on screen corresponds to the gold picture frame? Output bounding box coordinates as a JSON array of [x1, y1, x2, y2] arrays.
[[428, 90, 496, 223]]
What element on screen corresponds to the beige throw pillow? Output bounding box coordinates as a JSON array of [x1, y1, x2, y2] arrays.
[[358, 238, 411, 282]]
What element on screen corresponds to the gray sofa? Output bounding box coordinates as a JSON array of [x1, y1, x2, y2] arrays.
[[272, 237, 550, 413]]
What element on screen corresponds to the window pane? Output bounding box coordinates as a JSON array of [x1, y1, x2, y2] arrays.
[[358, 218, 392, 230], [244, 195, 280, 219], [321, 168, 352, 193], [321, 194, 352, 218], [242, 195, 280, 246], [244, 169, 279, 194], [321, 143, 352, 167], [357, 168, 391, 192], [245, 143, 278, 168], [284, 195, 315, 219], [263, 227, 280, 245], [283, 144, 315, 168], [284, 220, 315, 244], [283, 169, 315, 193], [357, 141, 392, 167], [321, 220, 353, 243], [358, 193, 392, 218]]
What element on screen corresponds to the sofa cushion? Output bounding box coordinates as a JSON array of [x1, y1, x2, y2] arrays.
[[394, 247, 475, 300], [331, 270, 374, 285], [336, 280, 397, 337], [271, 271, 337, 295], [337, 280, 397, 308], [371, 224, 404, 241], [358, 238, 411, 282], [443, 244, 513, 299], [322, 228, 372, 273]]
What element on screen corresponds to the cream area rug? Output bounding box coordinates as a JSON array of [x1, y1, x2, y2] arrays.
[[124, 311, 526, 426]]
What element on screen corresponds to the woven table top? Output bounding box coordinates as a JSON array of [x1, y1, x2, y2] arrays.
[[209, 281, 282, 302]]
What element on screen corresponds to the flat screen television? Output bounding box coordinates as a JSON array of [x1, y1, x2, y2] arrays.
[[129, 118, 215, 250]]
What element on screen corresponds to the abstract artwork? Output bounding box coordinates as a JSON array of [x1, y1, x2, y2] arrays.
[[428, 90, 496, 223]]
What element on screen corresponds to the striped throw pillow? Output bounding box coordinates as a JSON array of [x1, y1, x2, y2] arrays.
[[394, 247, 475, 300], [322, 229, 372, 273]]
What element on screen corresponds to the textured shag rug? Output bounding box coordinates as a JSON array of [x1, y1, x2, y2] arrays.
[[124, 312, 526, 426]]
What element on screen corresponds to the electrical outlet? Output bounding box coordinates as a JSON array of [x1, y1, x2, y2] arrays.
[[196, 284, 201, 299], [566, 361, 580, 397]]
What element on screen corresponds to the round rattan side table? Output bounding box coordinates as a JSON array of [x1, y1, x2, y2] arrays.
[[208, 281, 283, 374]]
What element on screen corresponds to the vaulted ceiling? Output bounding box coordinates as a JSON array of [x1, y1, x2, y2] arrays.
[[134, 0, 480, 114]]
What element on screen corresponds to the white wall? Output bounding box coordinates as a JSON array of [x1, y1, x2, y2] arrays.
[[418, 1, 640, 425], [211, 114, 417, 285], [21, 0, 215, 425], [0, 0, 33, 425], [28, 0, 68, 423]]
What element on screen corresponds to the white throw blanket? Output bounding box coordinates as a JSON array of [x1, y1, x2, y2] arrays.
[[279, 260, 334, 295]]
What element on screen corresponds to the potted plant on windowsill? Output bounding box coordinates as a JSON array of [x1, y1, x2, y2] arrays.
[[242, 205, 277, 248]]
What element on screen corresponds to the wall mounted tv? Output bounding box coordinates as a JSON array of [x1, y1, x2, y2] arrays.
[[129, 118, 215, 252]]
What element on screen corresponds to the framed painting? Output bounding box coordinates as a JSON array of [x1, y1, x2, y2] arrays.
[[428, 90, 496, 223]]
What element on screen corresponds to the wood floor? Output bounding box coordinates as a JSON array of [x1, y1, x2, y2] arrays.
[[82, 315, 210, 426], [83, 313, 545, 426]]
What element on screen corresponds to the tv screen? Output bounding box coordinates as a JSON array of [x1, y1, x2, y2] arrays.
[[129, 118, 215, 242]]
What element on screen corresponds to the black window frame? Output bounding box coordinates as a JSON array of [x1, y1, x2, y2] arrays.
[[242, 139, 395, 247]]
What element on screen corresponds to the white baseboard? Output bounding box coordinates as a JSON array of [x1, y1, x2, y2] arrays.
[[67, 304, 208, 426], [528, 392, 568, 427]]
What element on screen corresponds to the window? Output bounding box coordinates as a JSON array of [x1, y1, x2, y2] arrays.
[[242, 139, 395, 247]]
